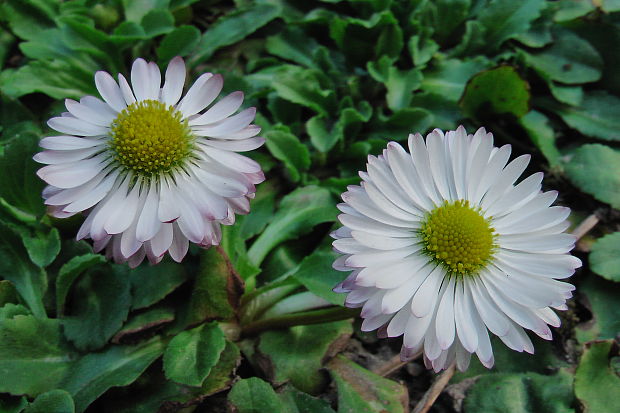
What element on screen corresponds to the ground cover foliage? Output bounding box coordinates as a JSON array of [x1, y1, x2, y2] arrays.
[[0, 0, 619, 412]]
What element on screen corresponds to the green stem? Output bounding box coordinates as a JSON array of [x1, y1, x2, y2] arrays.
[[241, 306, 360, 336]]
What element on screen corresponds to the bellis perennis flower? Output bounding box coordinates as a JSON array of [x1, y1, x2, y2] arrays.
[[35, 57, 264, 267], [332, 126, 581, 372]]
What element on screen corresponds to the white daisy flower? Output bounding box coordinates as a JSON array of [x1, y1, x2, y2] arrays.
[[35, 57, 265, 267], [332, 126, 581, 372]]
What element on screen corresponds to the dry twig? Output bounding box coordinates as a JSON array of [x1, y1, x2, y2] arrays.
[[373, 350, 423, 377], [412, 362, 457, 413]]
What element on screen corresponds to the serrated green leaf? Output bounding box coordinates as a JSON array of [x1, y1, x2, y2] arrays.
[[327, 355, 408, 413], [56, 254, 106, 316], [113, 306, 175, 344], [575, 341, 620, 413], [265, 129, 311, 183], [477, 0, 545, 51], [130, 262, 187, 310], [368, 107, 434, 140], [61, 338, 164, 413], [368, 56, 422, 111], [589, 232, 620, 282], [547, 91, 620, 141], [189, 4, 281, 66], [0, 222, 47, 318], [522, 29, 602, 84], [576, 276, 620, 342], [156, 25, 200, 63], [248, 186, 337, 265], [201, 340, 241, 396], [271, 66, 337, 117], [461, 66, 530, 118], [463, 370, 575, 413], [0, 131, 44, 218], [257, 321, 352, 394], [0, 315, 73, 396], [228, 378, 285, 413], [410, 92, 460, 131], [163, 322, 226, 387], [62, 266, 132, 351], [24, 390, 74, 413], [19, 227, 60, 268], [519, 110, 561, 168], [408, 35, 439, 66], [565, 144, 620, 208]]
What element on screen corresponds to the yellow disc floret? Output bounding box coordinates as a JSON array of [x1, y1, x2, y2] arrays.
[[420, 200, 496, 276], [109, 99, 194, 175]]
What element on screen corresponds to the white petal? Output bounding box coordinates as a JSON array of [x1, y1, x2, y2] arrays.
[[454, 280, 478, 353], [94, 71, 126, 112], [48, 116, 109, 136], [117, 74, 136, 106], [411, 266, 444, 318], [63, 170, 119, 213], [168, 224, 189, 262], [189, 91, 244, 125], [104, 182, 141, 235], [136, 182, 161, 242], [39, 135, 105, 150], [193, 107, 256, 138], [162, 56, 186, 106], [177, 73, 222, 117], [65, 99, 115, 127], [202, 137, 265, 151], [37, 154, 109, 189], [131, 58, 151, 102], [435, 276, 456, 350], [33, 146, 102, 164], [150, 223, 174, 257]]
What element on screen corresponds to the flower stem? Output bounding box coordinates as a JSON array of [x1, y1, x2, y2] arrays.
[[241, 306, 360, 336]]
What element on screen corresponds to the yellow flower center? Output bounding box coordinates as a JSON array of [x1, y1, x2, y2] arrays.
[[420, 200, 496, 276], [109, 100, 194, 175]]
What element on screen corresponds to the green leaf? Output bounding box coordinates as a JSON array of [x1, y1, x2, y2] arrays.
[[519, 110, 561, 168], [460, 66, 530, 118], [307, 100, 372, 153], [0, 222, 47, 318], [0, 280, 18, 307], [24, 390, 74, 413], [156, 25, 200, 63], [0, 58, 97, 99], [248, 186, 337, 265], [464, 370, 575, 413], [367, 56, 422, 111], [408, 35, 439, 67], [62, 266, 132, 351], [228, 377, 285, 413], [201, 340, 241, 396], [409, 92, 460, 131], [130, 262, 187, 310], [238, 183, 276, 241], [522, 29, 602, 84], [140, 9, 175, 37], [170, 247, 242, 332], [369, 107, 434, 140], [292, 249, 345, 306], [266, 27, 319, 69], [554, 0, 595, 22], [271, 66, 337, 117], [164, 322, 226, 387], [576, 276, 620, 342], [575, 341, 620, 413], [0, 315, 73, 396], [327, 355, 408, 413], [547, 91, 620, 141], [113, 307, 175, 344], [19, 227, 60, 268], [477, 0, 545, 51], [548, 82, 583, 106], [0, 394, 28, 413], [122, 0, 169, 22], [61, 338, 164, 413], [256, 321, 352, 394], [565, 144, 620, 208], [56, 254, 106, 316], [0, 130, 45, 217], [589, 232, 620, 282], [421, 57, 490, 101], [189, 4, 281, 66], [264, 129, 311, 183]]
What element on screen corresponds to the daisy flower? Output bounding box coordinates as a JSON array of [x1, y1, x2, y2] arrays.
[[35, 57, 264, 267], [332, 126, 580, 372]]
